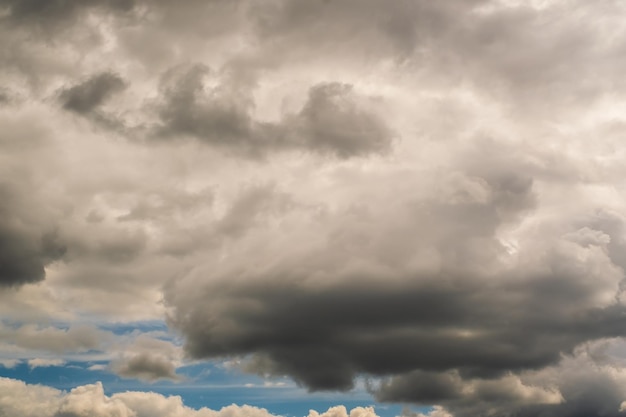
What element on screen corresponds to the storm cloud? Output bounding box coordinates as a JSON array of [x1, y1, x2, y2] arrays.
[[164, 170, 626, 392]]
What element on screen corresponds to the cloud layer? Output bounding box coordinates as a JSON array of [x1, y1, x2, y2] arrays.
[[0, 377, 285, 417], [0, 377, 384, 417], [2, 0, 626, 416]]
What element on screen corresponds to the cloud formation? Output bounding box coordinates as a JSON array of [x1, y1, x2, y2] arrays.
[[60, 72, 126, 115], [109, 335, 182, 382], [396, 344, 626, 417], [164, 175, 626, 391], [152, 63, 392, 158], [0, 377, 374, 417], [27, 358, 66, 369], [0, 0, 135, 29], [0, 183, 65, 287], [2, 0, 626, 416], [0, 323, 105, 353]]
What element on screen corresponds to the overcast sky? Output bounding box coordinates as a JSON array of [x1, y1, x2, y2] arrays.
[[2, 0, 626, 416]]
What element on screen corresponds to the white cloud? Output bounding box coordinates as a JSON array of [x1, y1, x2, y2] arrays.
[[0, 358, 21, 368], [0, 377, 377, 417], [0, 323, 109, 354], [0, 378, 63, 417], [27, 358, 66, 369], [308, 406, 378, 417]]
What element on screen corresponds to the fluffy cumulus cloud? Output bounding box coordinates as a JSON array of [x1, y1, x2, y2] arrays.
[[0, 377, 281, 417], [109, 335, 183, 382], [2, 0, 626, 416], [0, 377, 380, 417]]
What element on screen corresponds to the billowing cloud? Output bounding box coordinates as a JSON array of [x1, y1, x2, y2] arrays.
[[109, 335, 182, 382], [112, 353, 179, 382], [164, 156, 626, 392], [0, 378, 63, 417], [308, 405, 378, 417], [392, 343, 626, 417], [0, 183, 66, 287], [287, 82, 393, 158], [152, 63, 392, 158]]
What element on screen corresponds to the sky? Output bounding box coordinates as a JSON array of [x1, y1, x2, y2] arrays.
[[2, 0, 626, 416]]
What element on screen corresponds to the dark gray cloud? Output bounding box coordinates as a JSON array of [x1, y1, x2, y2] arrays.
[[0, 184, 65, 287], [164, 161, 626, 395], [60, 72, 126, 115], [168, 267, 626, 391], [391, 346, 626, 417], [112, 353, 179, 382], [152, 63, 393, 158], [109, 335, 182, 382], [290, 83, 393, 158], [376, 370, 562, 415], [375, 371, 465, 404], [0, 88, 11, 105], [512, 371, 624, 417], [154, 63, 258, 151]]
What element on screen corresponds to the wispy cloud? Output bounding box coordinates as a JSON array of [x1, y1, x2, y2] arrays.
[[27, 358, 66, 369]]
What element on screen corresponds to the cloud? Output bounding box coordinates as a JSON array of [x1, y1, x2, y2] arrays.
[[164, 152, 626, 392], [286, 83, 393, 158], [109, 335, 183, 382], [2, 0, 626, 415], [248, 0, 483, 63], [0, 358, 21, 368], [0, 377, 365, 417], [0, 183, 66, 287], [60, 72, 126, 116], [362, 341, 626, 416], [0, 0, 135, 30], [308, 406, 378, 417], [111, 353, 179, 382], [27, 358, 66, 369], [0, 324, 108, 354], [151, 63, 393, 158], [0, 378, 63, 417], [153, 63, 258, 150], [447, 343, 626, 417], [374, 371, 562, 412], [402, 406, 453, 417]]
